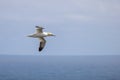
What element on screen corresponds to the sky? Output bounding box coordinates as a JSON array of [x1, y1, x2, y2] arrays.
[[0, 0, 120, 55]]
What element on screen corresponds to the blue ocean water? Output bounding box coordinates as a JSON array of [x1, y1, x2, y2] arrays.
[[0, 55, 120, 80]]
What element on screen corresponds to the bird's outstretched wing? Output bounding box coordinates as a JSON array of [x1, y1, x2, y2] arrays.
[[36, 26, 44, 33], [39, 37, 46, 51]]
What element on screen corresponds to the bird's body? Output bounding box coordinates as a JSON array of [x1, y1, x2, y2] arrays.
[[29, 32, 48, 38], [28, 26, 55, 52]]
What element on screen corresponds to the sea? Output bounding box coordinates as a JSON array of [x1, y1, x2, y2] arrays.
[[0, 55, 120, 80]]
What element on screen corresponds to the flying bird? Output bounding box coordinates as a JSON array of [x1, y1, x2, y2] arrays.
[[28, 26, 55, 52]]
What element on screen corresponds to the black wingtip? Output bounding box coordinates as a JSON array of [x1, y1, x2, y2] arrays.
[[36, 26, 39, 27], [39, 47, 43, 52], [36, 26, 44, 29]]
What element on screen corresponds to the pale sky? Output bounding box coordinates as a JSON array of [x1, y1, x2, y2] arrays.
[[0, 0, 120, 55]]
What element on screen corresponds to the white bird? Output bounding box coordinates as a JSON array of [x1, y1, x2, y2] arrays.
[[28, 26, 55, 52]]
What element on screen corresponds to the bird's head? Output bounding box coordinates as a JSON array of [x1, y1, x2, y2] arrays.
[[47, 32, 55, 36]]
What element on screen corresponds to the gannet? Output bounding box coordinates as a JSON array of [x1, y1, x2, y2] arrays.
[[28, 26, 55, 52]]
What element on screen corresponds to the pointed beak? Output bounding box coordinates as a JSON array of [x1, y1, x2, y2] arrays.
[[52, 34, 56, 36]]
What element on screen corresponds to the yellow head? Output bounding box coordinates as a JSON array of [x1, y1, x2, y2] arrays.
[[47, 32, 55, 36]]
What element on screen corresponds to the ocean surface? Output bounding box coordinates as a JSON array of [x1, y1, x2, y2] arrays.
[[0, 55, 120, 80]]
